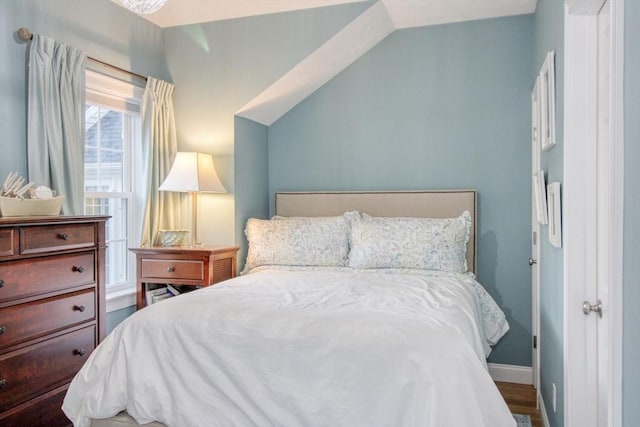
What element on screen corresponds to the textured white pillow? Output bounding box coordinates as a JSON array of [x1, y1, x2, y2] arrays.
[[348, 211, 471, 272], [245, 215, 351, 270]]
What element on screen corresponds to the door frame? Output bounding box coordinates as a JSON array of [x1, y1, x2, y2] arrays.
[[531, 81, 542, 392], [563, 0, 624, 426]]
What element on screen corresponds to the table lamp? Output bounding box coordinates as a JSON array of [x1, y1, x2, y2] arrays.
[[159, 152, 226, 246]]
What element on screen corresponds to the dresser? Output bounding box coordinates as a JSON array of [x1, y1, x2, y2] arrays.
[[130, 246, 239, 309], [0, 215, 109, 426]]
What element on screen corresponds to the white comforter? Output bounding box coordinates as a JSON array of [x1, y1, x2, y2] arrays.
[[63, 268, 515, 427]]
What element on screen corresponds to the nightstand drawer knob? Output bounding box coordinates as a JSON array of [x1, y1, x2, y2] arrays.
[[73, 266, 85, 273], [74, 348, 86, 356], [0, 326, 6, 335], [167, 266, 175, 273], [74, 305, 86, 312], [0, 279, 4, 288], [59, 233, 69, 240], [0, 379, 6, 389]]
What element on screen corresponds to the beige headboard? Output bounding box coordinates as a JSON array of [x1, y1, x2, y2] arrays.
[[275, 190, 477, 274]]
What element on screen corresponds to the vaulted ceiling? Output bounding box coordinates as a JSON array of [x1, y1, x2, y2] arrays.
[[116, 0, 370, 27], [115, 0, 537, 124]]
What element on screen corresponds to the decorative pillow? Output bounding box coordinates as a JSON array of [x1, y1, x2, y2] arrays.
[[348, 211, 471, 273], [244, 215, 351, 271], [272, 211, 361, 225]]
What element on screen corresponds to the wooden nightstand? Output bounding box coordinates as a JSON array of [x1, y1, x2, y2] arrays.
[[129, 246, 240, 309]]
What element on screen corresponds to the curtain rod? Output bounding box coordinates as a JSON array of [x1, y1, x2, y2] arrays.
[[17, 27, 148, 82]]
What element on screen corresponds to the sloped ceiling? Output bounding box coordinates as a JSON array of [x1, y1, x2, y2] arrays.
[[116, 0, 370, 27], [236, 0, 537, 125], [117, 0, 537, 125]]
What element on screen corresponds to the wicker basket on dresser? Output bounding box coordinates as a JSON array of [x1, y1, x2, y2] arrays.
[[0, 215, 109, 426]]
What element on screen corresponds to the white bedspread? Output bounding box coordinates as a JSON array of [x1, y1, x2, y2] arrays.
[[63, 269, 515, 427]]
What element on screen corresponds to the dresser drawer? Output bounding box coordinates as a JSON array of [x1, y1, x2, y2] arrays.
[[141, 259, 203, 281], [0, 384, 71, 427], [0, 229, 15, 257], [20, 223, 96, 255], [0, 289, 95, 349], [0, 252, 95, 303], [0, 325, 95, 411]]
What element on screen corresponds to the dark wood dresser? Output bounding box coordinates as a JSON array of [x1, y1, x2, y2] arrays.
[[0, 215, 109, 426]]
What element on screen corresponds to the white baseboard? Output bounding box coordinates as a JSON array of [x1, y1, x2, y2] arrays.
[[488, 363, 533, 384], [537, 389, 551, 427]]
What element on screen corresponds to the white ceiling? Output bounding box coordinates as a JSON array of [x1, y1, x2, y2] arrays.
[[113, 0, 370, 28], [115, 0, 536, 29]]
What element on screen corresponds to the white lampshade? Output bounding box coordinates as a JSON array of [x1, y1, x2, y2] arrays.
[[159, 152, 226, 194]]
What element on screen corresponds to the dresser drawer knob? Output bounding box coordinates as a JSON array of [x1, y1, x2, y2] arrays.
[[167, 266, 175, 273], [73, 266, 85, 273], [0, 326, 5, 335], [0, 279, 3, 288], [0, 379, 6, 388], [73, 348, 86, 356], [58, 233, 69, 241], [73, 305, 86, 312]]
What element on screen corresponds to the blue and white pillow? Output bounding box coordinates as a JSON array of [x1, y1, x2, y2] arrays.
[[348, 211, 471, 273], [244, 214, 354, 271]]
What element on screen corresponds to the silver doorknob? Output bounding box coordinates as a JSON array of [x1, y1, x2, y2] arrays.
[[583, 300, 603, 318], [529, 257, 537, 266]]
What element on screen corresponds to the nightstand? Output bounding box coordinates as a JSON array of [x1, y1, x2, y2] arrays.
[[129, 246, 240, 309]]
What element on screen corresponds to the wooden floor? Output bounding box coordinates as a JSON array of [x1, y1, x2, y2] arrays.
[[496, 382, 543, 427]]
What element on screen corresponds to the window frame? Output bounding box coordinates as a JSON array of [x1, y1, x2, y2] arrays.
[[85, 70, 145, 312]]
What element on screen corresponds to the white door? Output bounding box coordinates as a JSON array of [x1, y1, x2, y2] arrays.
[[530, 80, 541, 392], [563, 0, 623, 425], [594, 2, 612, 425]]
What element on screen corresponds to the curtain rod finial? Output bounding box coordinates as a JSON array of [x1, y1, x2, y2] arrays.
[[17, 27, 33, 41]]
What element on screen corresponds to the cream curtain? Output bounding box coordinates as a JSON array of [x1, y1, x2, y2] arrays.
[[27, 34, 86, 215], [140, 77, 181, 247]]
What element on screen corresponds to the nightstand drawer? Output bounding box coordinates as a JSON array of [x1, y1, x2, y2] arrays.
[[0, 325, 95, 412], [0, 289, 95, 349], [140, 259, 203, 281], [20, 223, 96, 255], [0, 252, 95, 303]]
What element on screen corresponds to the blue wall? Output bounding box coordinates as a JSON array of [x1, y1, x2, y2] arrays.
[[533, 0, 564, 426], [106, 305, 136, 334], [623, 0, 640, 424], [269, 15, 534, 367], [235, 117, 270, 265]]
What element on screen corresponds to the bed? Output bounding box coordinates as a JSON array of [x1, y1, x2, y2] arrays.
[[63, 190, 515, 427]]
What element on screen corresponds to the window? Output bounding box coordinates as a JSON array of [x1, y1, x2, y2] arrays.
[[85, 70, 144, 311]]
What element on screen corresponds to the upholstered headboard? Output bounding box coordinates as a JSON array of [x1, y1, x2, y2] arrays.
[[275, 190, 477, 274]]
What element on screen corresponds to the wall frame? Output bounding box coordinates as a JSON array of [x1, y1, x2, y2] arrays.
[[547, 182, 561, 247], [532, 76, 541, 150], [533, 171, 548, 225], [539, 51, 556, 151]]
